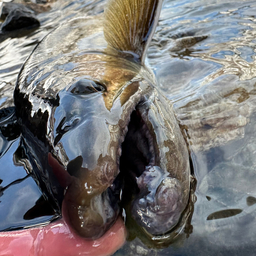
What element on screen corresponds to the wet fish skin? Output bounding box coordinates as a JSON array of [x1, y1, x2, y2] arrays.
[[14, 0, 190, 238], [130, 91, 190, 235]]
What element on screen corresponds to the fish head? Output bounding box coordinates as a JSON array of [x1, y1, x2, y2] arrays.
[[14, 0, 190, 239], [48, 54, 150, 238]]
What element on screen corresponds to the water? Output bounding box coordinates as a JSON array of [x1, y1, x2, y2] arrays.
[[1, 0, 256, 255]]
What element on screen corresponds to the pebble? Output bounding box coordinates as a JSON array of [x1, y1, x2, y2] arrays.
[[0, 2, 40, 32]]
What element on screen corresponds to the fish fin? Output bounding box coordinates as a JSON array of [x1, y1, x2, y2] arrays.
[[104, 0, 163, 64]]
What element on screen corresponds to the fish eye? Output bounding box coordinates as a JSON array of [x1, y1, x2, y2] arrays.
[[69, 79, 106, 95]]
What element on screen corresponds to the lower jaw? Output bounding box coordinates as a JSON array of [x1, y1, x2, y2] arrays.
[[0, 215, 126, 256]]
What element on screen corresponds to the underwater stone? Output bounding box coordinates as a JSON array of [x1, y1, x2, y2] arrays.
[[0, 2, 33, 19], [1, 3, 39, 32]]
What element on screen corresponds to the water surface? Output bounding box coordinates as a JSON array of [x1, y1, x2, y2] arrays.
[[1, 0, 256, 255]]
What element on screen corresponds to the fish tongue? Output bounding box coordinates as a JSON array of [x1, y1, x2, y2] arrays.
[[0, 218, 126, 256]]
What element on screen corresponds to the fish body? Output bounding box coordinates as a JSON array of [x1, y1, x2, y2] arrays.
[[14, 0, 190, 238]]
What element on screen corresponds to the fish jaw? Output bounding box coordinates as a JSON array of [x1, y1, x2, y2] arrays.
[[131, 166, 185, 235], [48, 153, 120, 239], [119, 89, 191, 235], [62, 191, 118, 239], [43, 73, 143, 238]]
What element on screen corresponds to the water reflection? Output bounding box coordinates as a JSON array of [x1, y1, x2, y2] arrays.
[[0, 107, 58, 230]]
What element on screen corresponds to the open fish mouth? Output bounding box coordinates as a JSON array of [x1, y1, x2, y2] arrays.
[[118, 105, 187, 235], [14, 69, 190, 240], [50, 76, 190, 239]]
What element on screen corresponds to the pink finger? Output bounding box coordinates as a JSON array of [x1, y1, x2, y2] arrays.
[[0, 217, 126, 256]]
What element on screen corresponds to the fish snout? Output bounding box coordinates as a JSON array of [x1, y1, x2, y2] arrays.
[[131, 166, 184, 235], [49, 153, 120, 239], [63, 183, 120, 239]]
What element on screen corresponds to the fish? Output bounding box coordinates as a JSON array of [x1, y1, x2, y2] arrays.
[[13, 0, 191, 239]]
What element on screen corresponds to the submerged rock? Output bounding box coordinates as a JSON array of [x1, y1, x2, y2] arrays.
[[0, 2, 40, 32]]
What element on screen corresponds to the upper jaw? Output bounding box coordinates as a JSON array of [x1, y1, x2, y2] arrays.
[[48, 78, 150, 238]]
